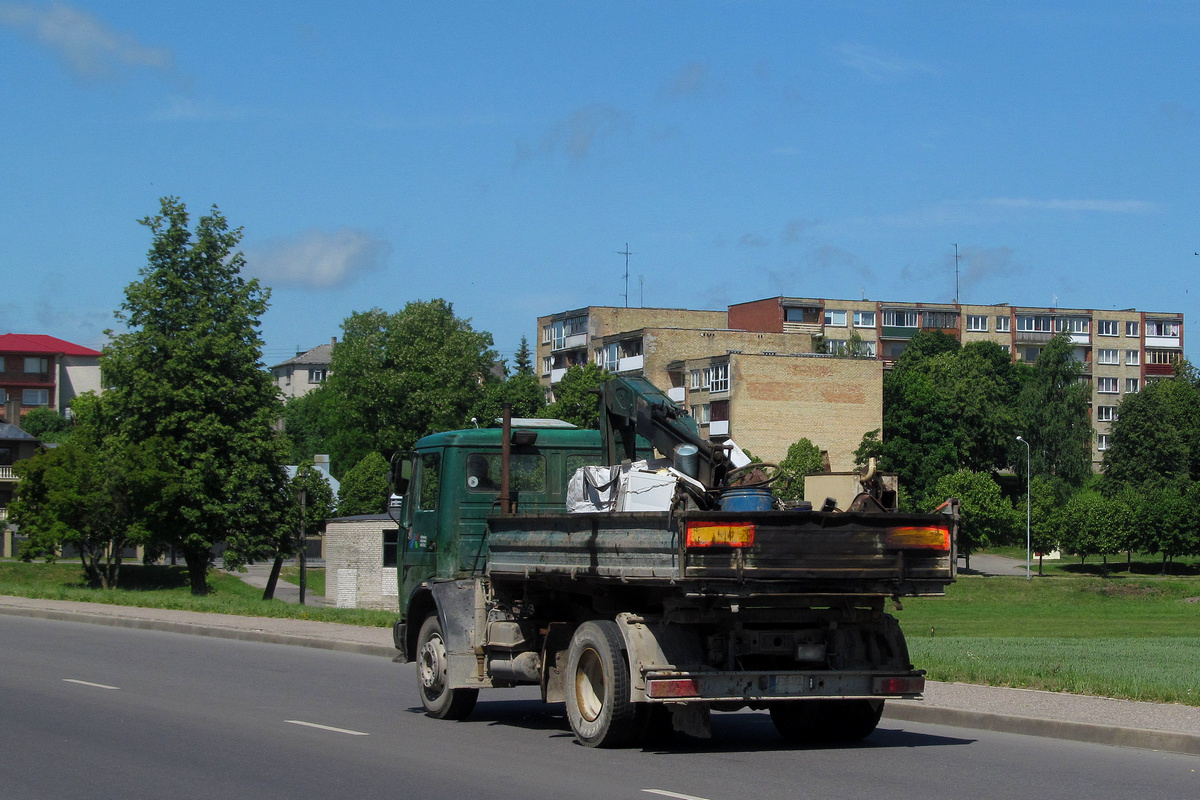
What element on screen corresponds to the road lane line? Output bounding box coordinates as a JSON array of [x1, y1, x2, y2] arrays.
[[63, 679, 119, 690], [642, 791, 712, 800], [284, 720, 369, 736]]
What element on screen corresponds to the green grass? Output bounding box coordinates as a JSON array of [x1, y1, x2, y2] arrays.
[[0, 561, 395, 628], [897, 574, 1200, 705], [974, 547, 1200, 577], [281, 566, 325, 597]]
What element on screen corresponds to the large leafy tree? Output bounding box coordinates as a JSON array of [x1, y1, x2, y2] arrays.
[[102, 197, 289, 594], [1102, 374, 1200, 487], [10, 394, 172, 588], [542, 363, 611, 428], [775, 438, 824, 502], [1016, 333, 1091, 487], [323, 300, 496, 466], [469, 336, 546, 427], [930, 469, 1017, 569], [878, 334, 1020, 508], [337, 450, 390, 516]]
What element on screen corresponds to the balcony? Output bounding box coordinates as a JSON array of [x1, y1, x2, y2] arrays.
[[616, 354, 644, 373], [1146, 363, 1176, 377], [550, 367, 568, 383], [0, 465, 14, 480], [709, 420, 730, 436], [552, 332, 588, 352], [880, 326, 918, 339], [1146, 335, 1181, 349], [1014, 330, 1054, 345], [783, 322, 823, 335]]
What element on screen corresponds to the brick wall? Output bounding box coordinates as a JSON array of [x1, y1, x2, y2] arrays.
[[728, 297, 783, 332], [727, 354, 882, 469], [324, 516, 399, 611]]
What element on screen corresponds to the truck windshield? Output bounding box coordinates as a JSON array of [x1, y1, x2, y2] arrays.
[[465, 453, 545, 493]]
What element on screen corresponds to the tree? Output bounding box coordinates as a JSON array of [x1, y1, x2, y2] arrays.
[[9, 394, 171, 589], [102, 197, 289, 594], [1102, 376, 1200, 488], [263, 465, 336, 601], [468, 337, 546, 427], [930, 470, 1017, 569], [337, 451, 390, 516], [775, 438, 824, 502], [323, 301, 497, 467], [1026, 475, 1070, 575], [1017, 333, 1092, 487], [542, 363, 611, 428], [19, 407, 70, 440]]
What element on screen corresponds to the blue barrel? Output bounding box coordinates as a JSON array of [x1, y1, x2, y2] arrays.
[[719, 486, 775, 511]]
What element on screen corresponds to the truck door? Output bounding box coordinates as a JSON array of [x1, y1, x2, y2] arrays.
[[400, 449, 443, 610]]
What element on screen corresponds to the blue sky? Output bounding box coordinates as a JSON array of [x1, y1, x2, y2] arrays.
[[2, 1, 1198, 367]]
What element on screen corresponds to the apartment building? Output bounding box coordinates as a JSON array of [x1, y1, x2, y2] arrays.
[[271, 338, 336, 399], [730, 296, 1184, 467], [0, 333, 102, 417]]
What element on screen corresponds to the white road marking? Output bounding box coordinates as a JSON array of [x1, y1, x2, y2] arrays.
[[63, 679, 119, 690], [642, 791, 712, 800], [284, 720, 369, 736]]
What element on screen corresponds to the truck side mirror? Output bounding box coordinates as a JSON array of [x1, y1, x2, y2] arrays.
[[390, 454, 413, 498]]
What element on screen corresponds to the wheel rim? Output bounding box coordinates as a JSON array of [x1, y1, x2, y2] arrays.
[[419, 632, 447, 696], [574, 646, 605, 723]]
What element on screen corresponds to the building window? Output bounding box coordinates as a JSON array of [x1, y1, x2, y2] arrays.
[[383, 529, 399, 567], [1096, 406, 1116, 422], [1097, 377, 1118, 393], [307, 368, 327, 384], [1000, 344, 1011, 354], [1125, 378, 1140, 393], [1096, 349, 1118, 365], [1126, 350, 1140, 366], [823, 309, 847, 327], [923, 311, 959, 329], [785, 306, 821, 324], [1054, 317, 1090, 334], [595, 342, 619, 370], [1097, 434, 1110, 451], [825, 339, 848, 355], [1126, 321, 1140, 337], [690, 404, 710, 424], [1146, 349, 1180, 366], [1021, 346, 1042, 362], [1096, 320, 1118, 336], [0, 388, 5, 403], [0, 356, 5, 372], [860, 340, 878, 357], [882, 310, 918, 328], [710, 363, 730, 393], [966, 315, 988, 332], [25, 356, 49, 373], [550, 316, 587, 349], [541, 356, 551, 375], [22, 389, 49, 406], [853, 311, 876, 328], [1146, 320, 1180, 337], [996, 316, 1011, 333], [1016, 315, 1052, 333]]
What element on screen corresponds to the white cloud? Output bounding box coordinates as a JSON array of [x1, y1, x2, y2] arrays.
[[0, 2, 174, 80], [245, 229, 391, 290], [515, 104, 633, 165], [982, 197, 1160, 213], [834, 42, 934, 81]]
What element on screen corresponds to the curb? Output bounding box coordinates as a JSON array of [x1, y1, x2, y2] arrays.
[[883, 702, 1200, 757], [0, 605, 396, 659], [5, 603, 1198, 757]]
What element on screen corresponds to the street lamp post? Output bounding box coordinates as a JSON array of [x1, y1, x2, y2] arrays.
[[1016, 435, 1031, 580]]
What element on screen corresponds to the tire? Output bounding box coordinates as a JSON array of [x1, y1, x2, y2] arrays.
[[769, 699, 884, 743], [415, 614, 478, 720], [564, 620, 642, 747]]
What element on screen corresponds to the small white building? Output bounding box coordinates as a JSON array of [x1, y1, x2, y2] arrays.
[[324, 514, 399, 610]]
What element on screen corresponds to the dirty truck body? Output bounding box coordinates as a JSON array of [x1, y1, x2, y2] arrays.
[[390, 384, 956, 747]]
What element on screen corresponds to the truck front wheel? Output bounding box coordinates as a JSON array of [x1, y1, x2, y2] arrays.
[[416, 614, 478, 720], [564, 621, 641, 747]]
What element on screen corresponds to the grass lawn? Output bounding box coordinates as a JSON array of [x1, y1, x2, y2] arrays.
[[281, 566, 325, 597], [0, 560, 394, 628], [897, 573, 1200, 705]]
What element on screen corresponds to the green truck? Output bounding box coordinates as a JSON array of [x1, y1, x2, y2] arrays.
[[389, 377, 957, 747]]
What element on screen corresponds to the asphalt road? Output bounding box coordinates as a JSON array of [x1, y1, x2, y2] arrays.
[[2, 615, 1196, 800]]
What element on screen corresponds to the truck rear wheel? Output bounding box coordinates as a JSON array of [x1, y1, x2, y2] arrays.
[[416, 614, 478, 720], [564, 621, 641, 747], [769, 699, 884, 743]]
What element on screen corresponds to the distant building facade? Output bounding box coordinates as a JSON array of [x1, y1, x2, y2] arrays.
[[539, 297, 1184, 470], [0, 334, 102, 417], [271, 338, 336, 399]]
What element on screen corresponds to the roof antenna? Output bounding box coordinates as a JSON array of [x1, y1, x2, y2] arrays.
[[952, 243, 960, 304], [617, 243, 634, 307]]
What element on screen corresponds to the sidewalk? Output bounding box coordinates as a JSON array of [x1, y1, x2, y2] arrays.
[[1, 593, 1197, 756]]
